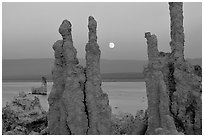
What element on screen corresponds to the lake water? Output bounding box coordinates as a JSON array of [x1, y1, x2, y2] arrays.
[[2, 82, 147, 115]]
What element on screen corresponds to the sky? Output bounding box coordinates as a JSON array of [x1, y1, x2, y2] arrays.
[[2, 2, 202, 60]]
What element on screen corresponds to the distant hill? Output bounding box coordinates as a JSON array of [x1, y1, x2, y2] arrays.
[[2, 58, 201, 81]]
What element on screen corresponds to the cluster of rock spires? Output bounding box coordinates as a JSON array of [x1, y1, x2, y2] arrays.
[[144, 2, 202, 135], [3, 2, 201, 135], [2, 15, 146, 136], [48, 16, 111, 135], [47, 2, 201, 135]]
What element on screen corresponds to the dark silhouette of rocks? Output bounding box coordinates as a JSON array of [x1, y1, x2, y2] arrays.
[[48, 16, 111, 135], [144, 2, 202, 135], [2, 92, 47, 135], [31, 77, 47, 95]]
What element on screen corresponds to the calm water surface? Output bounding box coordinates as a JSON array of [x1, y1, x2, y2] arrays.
[[2, 82, 147, 115]]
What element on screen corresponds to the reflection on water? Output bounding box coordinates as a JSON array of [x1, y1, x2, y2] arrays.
[[2, 82, 147, 115]]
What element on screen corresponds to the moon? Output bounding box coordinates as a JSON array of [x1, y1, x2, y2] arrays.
[[109, 42, 115, 48]]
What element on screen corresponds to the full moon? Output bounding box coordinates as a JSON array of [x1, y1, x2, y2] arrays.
[[109, 42, 115, 48]]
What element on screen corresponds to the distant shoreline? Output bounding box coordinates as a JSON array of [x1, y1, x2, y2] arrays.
[[2, 78, 145, 83], [2, 72, 145, 83]]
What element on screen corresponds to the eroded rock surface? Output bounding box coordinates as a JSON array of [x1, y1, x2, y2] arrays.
[[48, 16, 111, 135], [2, 92, 47, 135], [48, 19, 88, 135], [144, 2, 202, 135], [85, 16, 112, 135]]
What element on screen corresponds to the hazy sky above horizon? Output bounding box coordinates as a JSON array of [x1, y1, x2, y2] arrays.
[[2, 2, 202, 60]]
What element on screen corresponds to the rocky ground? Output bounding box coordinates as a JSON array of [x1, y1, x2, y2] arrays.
[[111, 110, 147, 135], [2, 92, 147, 135], [2, 92, 48, 135]]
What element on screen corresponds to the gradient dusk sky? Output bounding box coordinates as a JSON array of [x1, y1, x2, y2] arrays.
[[2, 2, 202, 60]]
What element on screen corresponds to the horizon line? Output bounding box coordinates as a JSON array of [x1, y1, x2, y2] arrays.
[[2, 57, 202, 61]]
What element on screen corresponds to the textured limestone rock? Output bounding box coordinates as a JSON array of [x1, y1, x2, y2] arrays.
[[31, 77, 47, 95], [144, 2, 202, 135], [2, 92, 47, 135], [169, 2, 185, 63], [144, 68, 181, 135], [85, 16, 112, 134], [3, 126, 27, 135], [48, 17, 111, 135], [48, 19, 88, 135]]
